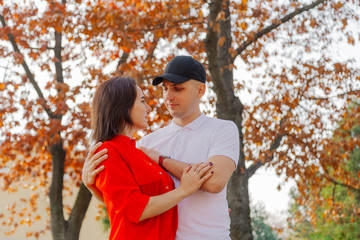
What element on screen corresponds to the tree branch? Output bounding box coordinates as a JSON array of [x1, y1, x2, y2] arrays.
[[234, 0, 327, 61], [324, 170, 360, 193], [108, 18, 204, 33], [0, 15, 54, 118], [308, 89, 360, 101], [0, 64, 9, 69], [146, 38, 159, 61], [247, 161, 262, 178], [54, 30, 64, 84], [247, 115, 288, 178], [115, 52, 129, 74], [1, 61, 10, 82], [331, 182, 336, 208], [28, 46, 53, 51]]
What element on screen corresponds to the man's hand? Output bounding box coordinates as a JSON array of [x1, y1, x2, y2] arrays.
[[138, 146, 161, 164], [82, 142, 108, 202]]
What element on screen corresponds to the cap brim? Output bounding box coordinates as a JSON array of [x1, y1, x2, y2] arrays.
[[152, 73, 191, 86]]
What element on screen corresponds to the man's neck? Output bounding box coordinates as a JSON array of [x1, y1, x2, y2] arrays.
[[173, 111, 202, 127]]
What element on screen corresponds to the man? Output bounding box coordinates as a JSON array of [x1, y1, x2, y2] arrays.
[[83, 56, 239, 240]]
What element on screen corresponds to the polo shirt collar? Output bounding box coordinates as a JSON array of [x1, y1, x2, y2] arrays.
[[168, 113, 207, 132]]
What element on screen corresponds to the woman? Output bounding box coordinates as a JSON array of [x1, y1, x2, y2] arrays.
[[88, 76, 213, 240]]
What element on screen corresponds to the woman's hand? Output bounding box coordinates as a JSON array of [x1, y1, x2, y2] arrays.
[[178, 162, 214, 197], [82, 142, 108, 202], [138, 146, 160, 164], [138, 162, 214, 222]]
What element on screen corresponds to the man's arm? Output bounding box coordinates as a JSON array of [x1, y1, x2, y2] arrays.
[[199, 155, 235, 193], [138, 147, 236, 194], [82, 142, 108, 203], [139, 121, 239, 194], [162, 155, 235, 193]]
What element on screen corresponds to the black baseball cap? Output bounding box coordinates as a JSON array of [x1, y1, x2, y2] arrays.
[[152, 56, 206, 86]]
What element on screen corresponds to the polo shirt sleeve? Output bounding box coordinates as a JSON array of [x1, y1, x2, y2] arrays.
[[208, 120, 240, 166], [95, 143, 150, 223]]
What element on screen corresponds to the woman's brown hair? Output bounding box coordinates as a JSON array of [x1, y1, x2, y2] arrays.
[[91, 76, 137, 142]]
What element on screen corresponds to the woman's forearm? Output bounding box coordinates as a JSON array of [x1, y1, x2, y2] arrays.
[[138, 188, 187, 222], [138, 162, 213, 222]]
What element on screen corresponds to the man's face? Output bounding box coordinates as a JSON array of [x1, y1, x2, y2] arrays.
[[161, 79, 204, 120]]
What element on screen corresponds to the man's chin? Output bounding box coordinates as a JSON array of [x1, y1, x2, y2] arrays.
[[169, 111, 180, 118], [171, 114, 189, 122]]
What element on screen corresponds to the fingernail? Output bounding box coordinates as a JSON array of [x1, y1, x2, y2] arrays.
[[209, 162, 213, 166], [211, 171, 214, 174]]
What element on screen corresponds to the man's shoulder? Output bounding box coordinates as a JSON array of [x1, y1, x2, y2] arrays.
[[203, 116, 238, 130]]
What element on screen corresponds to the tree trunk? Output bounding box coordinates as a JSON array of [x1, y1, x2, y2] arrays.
[[228, 169, 252, 240], [49, 141, 67, 240], [66, 184, 93, 240], [205, 0, 252, 239], [47, 2, 93, 237], [49, 140, 92, 240]]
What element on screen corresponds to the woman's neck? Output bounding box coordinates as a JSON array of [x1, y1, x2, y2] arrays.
[[120, 127, 135, 138]]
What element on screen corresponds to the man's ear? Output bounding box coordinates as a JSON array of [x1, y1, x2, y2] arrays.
[[198, 83, 206, 98]]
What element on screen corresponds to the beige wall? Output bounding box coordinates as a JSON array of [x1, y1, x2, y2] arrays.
[[0, 188, 108, 240]]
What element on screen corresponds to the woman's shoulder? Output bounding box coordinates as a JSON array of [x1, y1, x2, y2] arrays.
[[98, 137, 135, 161], [95, 140, 119, 153], [94, 140, 129, 172]]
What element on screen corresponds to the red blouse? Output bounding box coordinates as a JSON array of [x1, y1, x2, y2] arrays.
[[95, 135, 177, 240]]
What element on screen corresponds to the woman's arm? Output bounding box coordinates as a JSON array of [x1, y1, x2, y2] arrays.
[[83, 144, 213, 217], [139, 162, 213, 221]]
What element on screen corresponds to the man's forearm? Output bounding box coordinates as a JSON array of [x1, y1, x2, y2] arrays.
[[161, 157, 188, 180], [162, 155, 235, 194], [162, 157, 215, 192], [88, 186, 105, 203]]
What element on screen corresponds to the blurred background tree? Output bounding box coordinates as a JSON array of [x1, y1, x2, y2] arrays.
[[288, 101, 360, 240], [251, 203, 281, 240]]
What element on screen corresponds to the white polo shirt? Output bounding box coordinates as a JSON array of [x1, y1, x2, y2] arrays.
[[138, 113, 239, 240]]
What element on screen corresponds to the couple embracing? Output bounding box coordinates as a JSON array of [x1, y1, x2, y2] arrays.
[[82, 56, 239, 240]]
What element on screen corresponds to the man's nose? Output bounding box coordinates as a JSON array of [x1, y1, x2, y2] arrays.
[[164, 90, 174, 101]]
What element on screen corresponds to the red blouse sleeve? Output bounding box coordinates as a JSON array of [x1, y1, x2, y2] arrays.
[[95, 143, 150, 223]]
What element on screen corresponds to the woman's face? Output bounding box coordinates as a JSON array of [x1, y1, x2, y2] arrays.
[[130, 86, 151, 130]]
